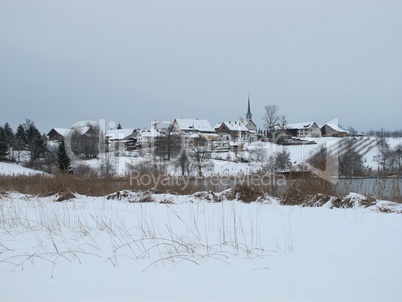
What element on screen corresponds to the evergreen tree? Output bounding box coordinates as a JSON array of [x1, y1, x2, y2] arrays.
[[24, 120, 47, 165], [275, 148, 292, 171], [3, 123, 15, 160], [57, 140, 72, 173], [3, 123, 15, 146], [14, 124, 27, 162], [0, 127, 9, 160], [117, 123, 122, 129]]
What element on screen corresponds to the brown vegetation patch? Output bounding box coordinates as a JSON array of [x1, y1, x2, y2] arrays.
[[228, 184, 264, 203], [302, 194, 333, 207], [0, 174, 132, 196], [359, 195, 377, 207], [331, 194, 377, 209], [281, 188, 306, 205], [281, 175, 336, 205], [331, 197, 354, 208]]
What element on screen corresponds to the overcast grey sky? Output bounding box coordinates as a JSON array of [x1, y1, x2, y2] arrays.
[[1, 0, 401, 133]]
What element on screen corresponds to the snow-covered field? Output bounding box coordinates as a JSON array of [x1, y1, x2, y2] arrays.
[[1, 137, 401, 301], [1, 191, 401, 302], [0, 162, 46, 176]]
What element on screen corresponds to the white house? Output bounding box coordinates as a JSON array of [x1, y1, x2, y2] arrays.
[[171, 118, 215, 134], [133, 128, 165, 147], [214, 121, 250, 141], [286, 122, 322, 138]]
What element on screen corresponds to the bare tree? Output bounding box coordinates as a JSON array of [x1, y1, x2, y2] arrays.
[[69, 123, 100, 159], [307, 145, 328, 171], [154, 131, 181, 161], [347, 126, 358, 137], [339, 139, 364, 177], [176, 149, 191, 176], [190, 138, 212, 177], [375, 138, 402, 175], [262, 104, 279, 140], [249, 143, 267, 170], [395, 144, 402, 174], [279, 115, 287, 131], [374, 136, 391, 173]]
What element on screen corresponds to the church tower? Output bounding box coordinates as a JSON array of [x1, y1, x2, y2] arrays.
[[245, 95, 257, 132], [246, 94, 252, 122]]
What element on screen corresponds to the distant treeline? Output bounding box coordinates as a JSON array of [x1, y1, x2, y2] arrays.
[[364, 129, 402, 138]]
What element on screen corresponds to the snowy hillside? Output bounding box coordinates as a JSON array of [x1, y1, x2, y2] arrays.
[[0, 191, 401, 302], [2, 136, 399, 178], [72, 136, 402, 177], [0, 162, 46, 176]]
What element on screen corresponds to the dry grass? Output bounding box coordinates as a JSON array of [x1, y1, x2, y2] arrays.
[[281, 174, 337, 206], [0, 174, 129, 196], [0, 174, 234, 196], [1, 173, 401, 204], [0, 192, 269, 274], [227, 183, 265, 203]]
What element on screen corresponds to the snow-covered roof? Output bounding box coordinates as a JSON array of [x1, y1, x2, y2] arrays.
[[48, 126, 97, 138], [174, 118, 214, 133], [324, 123, 348, 133], [214, 122, 222, 130], [51, 128, 71, 137], [136, 128, 165, 138], [219, 121, 249, 132], [106, 129, 135, 140], [286, 122, 318, 129]]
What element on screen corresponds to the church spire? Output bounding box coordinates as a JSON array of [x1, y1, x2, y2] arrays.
[[246, 94, 252, 122]]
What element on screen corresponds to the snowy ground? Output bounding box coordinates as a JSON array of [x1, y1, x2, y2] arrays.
[[70, 136, 402, 177], [1, 191, 401, 302], [0, 162, 46, 176]]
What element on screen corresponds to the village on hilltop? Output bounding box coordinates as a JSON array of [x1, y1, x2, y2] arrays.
[[47, 97, 349, 156]]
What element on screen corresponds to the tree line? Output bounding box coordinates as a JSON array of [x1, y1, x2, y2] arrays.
[[0, 120, 72, 173], [0, 120, 47, 166]]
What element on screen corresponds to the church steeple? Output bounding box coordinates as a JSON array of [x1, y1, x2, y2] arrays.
[[246, 94, 252, 122]]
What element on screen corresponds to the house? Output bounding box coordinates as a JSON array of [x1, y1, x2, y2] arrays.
[[47, 128, 71, 141], [132, 128, 165, 148], [321, 123, 348, 137], [170, 118, 218, 145], [286, 122, 322, 138], [106, 128, 136, 141], [215, 121, 250, 141], [106, 128, 137, 152], [171, 118, 215, 134], [47, 126, 98, 141]]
